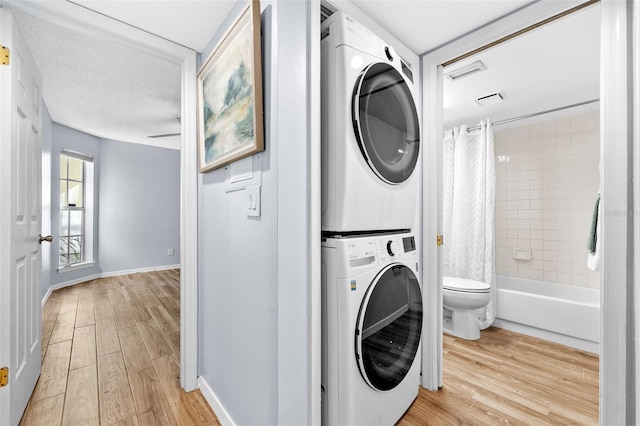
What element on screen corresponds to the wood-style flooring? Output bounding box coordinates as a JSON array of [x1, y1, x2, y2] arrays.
[[22, 270, 599, 425], [399, 327, 599, 425], [20, 270, 219, 426]]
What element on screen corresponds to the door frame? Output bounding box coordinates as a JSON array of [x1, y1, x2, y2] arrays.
[[1, 0, 200, 391], [420, 0, 587, 390]]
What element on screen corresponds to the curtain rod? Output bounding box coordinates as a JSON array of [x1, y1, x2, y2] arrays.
[[442, 0, 600, 68], [465, 98, 600, 132]]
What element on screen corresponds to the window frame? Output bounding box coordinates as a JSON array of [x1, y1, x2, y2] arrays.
[[58, 150, 93, 270]]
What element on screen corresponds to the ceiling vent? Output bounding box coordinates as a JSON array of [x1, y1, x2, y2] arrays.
[[444, 60, 486, 81], [475, 91, 505, 107]]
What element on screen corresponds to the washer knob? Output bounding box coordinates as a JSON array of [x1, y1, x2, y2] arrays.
[[386, 240, 395, 257]]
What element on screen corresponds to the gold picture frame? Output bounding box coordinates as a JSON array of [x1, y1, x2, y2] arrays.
[[197, 0, 263, 173]]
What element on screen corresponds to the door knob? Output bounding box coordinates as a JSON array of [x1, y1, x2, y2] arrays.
[[39, 234, 53, 244]]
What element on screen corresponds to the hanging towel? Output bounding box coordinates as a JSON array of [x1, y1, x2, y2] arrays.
[[587, 195, 600, 254], [587, 194, 601, 271]]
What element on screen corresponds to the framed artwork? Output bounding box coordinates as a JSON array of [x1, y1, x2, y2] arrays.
[[197, 0, 263, 173]]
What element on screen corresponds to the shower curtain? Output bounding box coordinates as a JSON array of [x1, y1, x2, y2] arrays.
[[442, 120, 496, 329]]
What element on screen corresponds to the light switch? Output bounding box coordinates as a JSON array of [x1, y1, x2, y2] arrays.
[[246, 185, 261, 217]]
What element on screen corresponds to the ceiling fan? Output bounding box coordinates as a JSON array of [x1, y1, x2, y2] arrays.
[[148, 117, 181, 139]]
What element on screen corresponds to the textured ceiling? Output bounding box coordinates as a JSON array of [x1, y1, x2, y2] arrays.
[[13, 10, 182, 149]]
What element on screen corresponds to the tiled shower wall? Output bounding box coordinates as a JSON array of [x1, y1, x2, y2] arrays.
[[494, 111, 600, 288]]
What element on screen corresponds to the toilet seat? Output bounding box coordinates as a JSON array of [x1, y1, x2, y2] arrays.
[[443, 276, 491, 293]]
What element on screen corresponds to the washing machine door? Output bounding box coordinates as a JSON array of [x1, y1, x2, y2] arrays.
[[352, 62, 420, 185], [355, 263, 423, 391]]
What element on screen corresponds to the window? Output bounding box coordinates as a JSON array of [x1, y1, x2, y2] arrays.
[[59, 150, 93, 268]]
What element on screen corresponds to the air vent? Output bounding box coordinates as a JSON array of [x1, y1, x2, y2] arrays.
[[444, 60, 486, 81], [475, 91, 504, 107]]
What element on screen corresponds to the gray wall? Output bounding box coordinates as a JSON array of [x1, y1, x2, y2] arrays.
[[45, 122, 180, 291], [197, 1, 313, 424], [98, 138, 180, 274], [50, 123, 100, 286]]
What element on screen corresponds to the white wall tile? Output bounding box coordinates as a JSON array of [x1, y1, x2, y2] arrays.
[[531, 270, 545, 280], [494, 111, 600, 289]]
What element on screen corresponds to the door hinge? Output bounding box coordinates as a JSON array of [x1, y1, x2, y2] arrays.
[[436, 234, 443, 247], [0, 367, 8, 388], [1, 46, 9, 66]]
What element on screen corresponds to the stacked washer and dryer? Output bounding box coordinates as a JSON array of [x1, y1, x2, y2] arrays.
[[321, 10, 423, 426]]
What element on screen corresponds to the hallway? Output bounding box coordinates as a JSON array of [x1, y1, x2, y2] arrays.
[[20, 270, 218, 425]]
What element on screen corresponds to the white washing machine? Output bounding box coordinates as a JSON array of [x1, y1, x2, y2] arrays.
[[321, 11, 421, 233], [322, 232, 422, 425]]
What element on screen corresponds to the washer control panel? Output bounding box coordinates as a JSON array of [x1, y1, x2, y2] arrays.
[[327, 232, 418, 270], [377, 234, 416, 264]]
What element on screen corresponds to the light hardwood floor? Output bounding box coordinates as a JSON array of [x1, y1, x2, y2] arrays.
[[20, 270, 219, 426], [399, 327, 599, 425], [23, 271, 598, 425]]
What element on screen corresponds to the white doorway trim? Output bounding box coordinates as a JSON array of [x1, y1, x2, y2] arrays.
[[601, 0, 635, 423], [179, 50, 198, 392], [1, 0, 199, 391], [634, 0, 640, 418]]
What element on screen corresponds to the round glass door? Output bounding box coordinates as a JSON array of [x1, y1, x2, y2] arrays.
[[352, 62, 420, 184], [355, 263, 423, 391]]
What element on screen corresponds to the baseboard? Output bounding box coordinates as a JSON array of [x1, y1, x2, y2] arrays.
[[197, 376, 236, 426], [49, 273, 101, 294], [99, 264, 180, 278], [493, 319, 599, 354], [41, 286, 53, 307], [41, 264, 180, 305]]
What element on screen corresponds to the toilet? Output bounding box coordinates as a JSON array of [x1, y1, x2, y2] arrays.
[[442, 276, 491, 340]]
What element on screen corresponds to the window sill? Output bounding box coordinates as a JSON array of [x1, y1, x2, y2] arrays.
[[57, 261, 96, 274]]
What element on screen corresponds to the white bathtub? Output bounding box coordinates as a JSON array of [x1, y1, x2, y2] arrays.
[[494, 275, 600, 354]]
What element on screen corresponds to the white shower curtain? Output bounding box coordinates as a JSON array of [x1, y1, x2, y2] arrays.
[[442, 120, 496, 329]]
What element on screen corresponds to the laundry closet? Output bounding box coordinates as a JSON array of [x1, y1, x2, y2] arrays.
[[319, 6, 423, 425]]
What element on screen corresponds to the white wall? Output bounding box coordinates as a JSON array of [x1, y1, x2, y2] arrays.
[[197, 1, 314, 424], [98, 138, 180, 274]]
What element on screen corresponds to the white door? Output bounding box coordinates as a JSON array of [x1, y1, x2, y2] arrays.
[[0, 9, 44, 426]]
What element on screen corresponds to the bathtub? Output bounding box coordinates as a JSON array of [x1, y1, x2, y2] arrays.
[[493, 275, 600, 354]]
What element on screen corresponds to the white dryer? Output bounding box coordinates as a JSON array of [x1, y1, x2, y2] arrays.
[[321, 11, 421, 233], [322, 232, 422, 425]]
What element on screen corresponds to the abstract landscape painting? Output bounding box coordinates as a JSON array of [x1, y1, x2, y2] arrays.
[[197, 0, 263, 172]]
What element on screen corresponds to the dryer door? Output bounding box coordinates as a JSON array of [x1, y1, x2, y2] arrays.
[[352, 62, 420, 184], [355, 263, 423, 391]]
